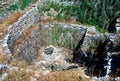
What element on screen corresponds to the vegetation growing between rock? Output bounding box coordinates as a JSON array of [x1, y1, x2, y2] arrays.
[[0, 0, 37, 11], [41, 24, 84, 49], [39, 0, 120, 32]]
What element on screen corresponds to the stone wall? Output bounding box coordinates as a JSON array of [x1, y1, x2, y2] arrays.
[[7, 8, 87, 64], [7, 6, 39, 53], [39, 22, 87, 49]]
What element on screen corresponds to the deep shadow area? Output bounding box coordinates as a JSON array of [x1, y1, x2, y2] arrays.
[[108, 17, 118, 33], [72, 32, 120, 77]]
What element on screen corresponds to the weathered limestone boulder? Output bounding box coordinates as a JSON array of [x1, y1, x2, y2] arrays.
[[44, 46, 54, 55]]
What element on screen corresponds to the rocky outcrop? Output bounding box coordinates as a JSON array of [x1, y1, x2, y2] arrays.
[[7, 14, 87, 63]]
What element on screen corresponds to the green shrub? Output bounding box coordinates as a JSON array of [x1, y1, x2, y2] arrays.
[[56, 13, 63, 20], [2, 0, 33, 11], [39, 0, 120, 31], [73, 0, 120, 30], [9, 4, 19, 10], [19, 0, 31, 10]]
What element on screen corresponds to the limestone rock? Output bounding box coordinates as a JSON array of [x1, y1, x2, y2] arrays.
[[116, 18, 120, 23], [0, 64, 7, 74], [44, 45, 54, 55]]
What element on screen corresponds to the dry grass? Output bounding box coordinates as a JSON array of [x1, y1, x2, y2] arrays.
[[3, 12, 24, 26], [5, 69, 34, 81], [1, 51, 91, 81], [0, 12, 24, 33], [0, 0, 9, 2], [5, 67, 88, 81], [4, 67, 91, 81], [4, 58, 36, 81], [1, 50, 91, 81], [87, 31, 96, 35], [0, 53, 9, 64], [56, 19, 82, 25], [9, 59, 27, 69], [0, 55, 89, 81], [0, 20, 3, 24], [37, 68, 90, 81]]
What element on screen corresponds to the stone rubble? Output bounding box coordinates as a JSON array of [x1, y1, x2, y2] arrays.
[[34, 45, 78, 72]]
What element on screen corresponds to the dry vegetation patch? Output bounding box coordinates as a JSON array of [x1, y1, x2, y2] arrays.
[[37, 68, 90, 81], [9, 59, 27, 69], [41, 19, 82, 25], [0, 53, 10, 64], [5, 69, 32, 81], [3, 12, 24, 26], [0, 20, 3, 24], [0, 12, 24, 33], [4, 67, 91, 81]]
